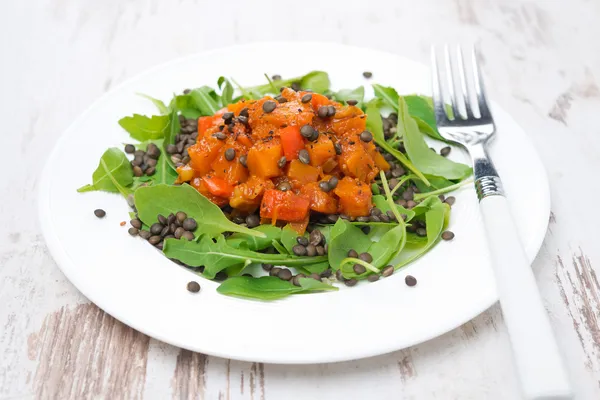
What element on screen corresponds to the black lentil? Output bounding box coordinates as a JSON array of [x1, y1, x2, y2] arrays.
[[263, 100, 277, 113], [160, 225, 170, 237], [359, 252, 373, 263], [148, 235, 162, 245], [176, 211, 187, 223], [440, 146, 451, 157], [239, 155, 248, 168], [182, 218, 197, 231], [139, 230, 151, 240], [345, 278, 358, 287], [245, 214, 260, 228], [382, 265, 394, 277], [174, 227, 185, 239], [133, 166, 143, 177], [334, 143, 342, 155], [239, 107, 249, 118], [270, 267, 282, 276], [128, 227, 139, 236], [346, 99, 358, 106], [348, 249, 359, 258], [150, 223, 163, 235], [213, 132, 227, 140], [416, 227, 427, 237], [309, 230, 324, 246], [187, 281, 201, 293], [272, 74, 282, 81], [320, 269, 332, 278], [278, 268, 293, 281], [405, 275, 417, 286], [223, 112, 234, 122], [328, 176, 339, 189], [124, 144, 135, 154], [327, 105, 336, 117], [306, 244, 317, 257], [353, 264, 366, 274], [298, 149, 310, 164], [278, 156, 287, 168], [367, 274, 380, 282], [361, 226, 371, 235], [319, 181, 331, 192], [317, 106, 329, 118], [262, 263, 273, 272], [310, 273, 321, 281], [363, 71, 373, 78], [94, 209, 106, 218], [445, 196, 456, 206], [296, 236, 309, 246], [300, 124, 315, 139], [441, 231, 455, 241], [293, 244, 307, 256], [181, 231, 195, 241], [316, 245, 325, 256], [301, 93, 312, 103], [276, 181, 292, 191], [145, 166, 156, 176], [359, 131, 373, 143], [224, 148, 236, 161]]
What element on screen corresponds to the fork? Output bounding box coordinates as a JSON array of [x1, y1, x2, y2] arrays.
[[431, 45, 572, 400]]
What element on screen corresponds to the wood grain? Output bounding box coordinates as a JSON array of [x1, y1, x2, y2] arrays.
[[2, 0, 600, 398]]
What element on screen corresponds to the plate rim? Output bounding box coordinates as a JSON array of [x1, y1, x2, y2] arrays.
[[38, 42, 551, 363]]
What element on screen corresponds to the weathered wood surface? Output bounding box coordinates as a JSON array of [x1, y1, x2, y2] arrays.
[[1, 0, 599, 398]]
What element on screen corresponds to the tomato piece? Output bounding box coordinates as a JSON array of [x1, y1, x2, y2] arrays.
[[280, 126, 305, 160], [203, 176, 235, 198], [260, 190, 310, 222]]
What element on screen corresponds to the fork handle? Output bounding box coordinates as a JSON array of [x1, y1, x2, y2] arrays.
[[478, 185, 572, 399]]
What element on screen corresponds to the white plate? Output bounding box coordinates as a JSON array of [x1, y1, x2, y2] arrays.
[[39, 43, 550, 364]]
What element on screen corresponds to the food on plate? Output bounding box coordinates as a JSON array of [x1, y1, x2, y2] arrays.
[[78, 71, 472, 300]]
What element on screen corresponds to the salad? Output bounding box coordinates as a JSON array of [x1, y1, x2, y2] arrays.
[[78, 71, 472, 300]]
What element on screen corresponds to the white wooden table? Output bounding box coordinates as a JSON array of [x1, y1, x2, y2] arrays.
[[1, 0, 599, 398]]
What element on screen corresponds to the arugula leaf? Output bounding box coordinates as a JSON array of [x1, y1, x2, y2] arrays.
[[280, 225, 300, 254], [218, 77, 234, 106], [227, 225, 282, 251], [162, 108, 180, 172], [137, 93, 169, 114], [134, 184, 266, 238], [190, 86, 220, 115], [118, 114, 170, 142], [403, 95, 446, 141], [245, 71, 331, 96], [365, 101, 430, 185], [77, 148, 133, 196], [372, 195, 415, 222], [271, 240, 289, 254], [328, 219, 372, 270], [392, 197, 449, 269], [163, 236, 328, 279], [172, 95, 203, 119], [372, 84, 399, 110], [333, 86, 364, 108], [216, 276, 337, 301], [397, 97, 472, 181]]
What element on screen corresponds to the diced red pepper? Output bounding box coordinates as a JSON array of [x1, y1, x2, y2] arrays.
[[280, 126, 305, 160], [202, 176, 235, 198], [310, 93, 331, 112], [260, 189, 310, 222]]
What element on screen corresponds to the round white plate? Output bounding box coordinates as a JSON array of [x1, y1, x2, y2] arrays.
[[39, 43, 550, 364]]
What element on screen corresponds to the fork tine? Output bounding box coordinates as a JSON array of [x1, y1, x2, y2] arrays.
[[456, 45, 473, 119], [430, 47, 448, 122], [443, 45, 460, 120], [471, 46, 491, 118]]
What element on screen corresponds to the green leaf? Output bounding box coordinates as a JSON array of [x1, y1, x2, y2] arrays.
[[333, 87, 364, 108], [280, 225, 300, 254], [244, 71, 331, 96], [365, 101, 430, 185], [163, 236, 328, 279], [398, 97, 472, 181], [134, 184, 267, 238], [77, 148, 133, 196], [218, 77, 234, 106], [190, 87, 220, 115], [392, 197, 449, 269], [327, 219, 372, 270], [227, 225, 282, 251], [372, 84, 399, 110], [403, 95, 446, 141], [271, 240, 289, 254], [162, 108, 181, 172], [137, 93, 169, 114], [372, 195, 415, 222], [367, 224, 405, 268], [118, 114, 170, 142], [216, 276, 337, 301]]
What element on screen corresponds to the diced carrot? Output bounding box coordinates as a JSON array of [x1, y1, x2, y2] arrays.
[[247, 139, 283, 179], [334, 177, 372, 217], [280, 126, 305, 160], [305, 134, 335, 167], [286, 159, 320, 186], [260, 190, 310, 222], [176, 164, 195, 182], [229, 176, 274, 212], [300, 182, 338, 214]]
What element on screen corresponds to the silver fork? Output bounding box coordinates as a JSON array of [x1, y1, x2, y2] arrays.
[[431, 45, 572, 400]]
